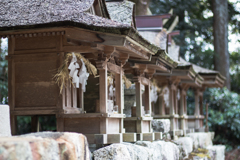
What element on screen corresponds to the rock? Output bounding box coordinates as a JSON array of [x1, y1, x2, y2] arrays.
[[0, 105, 11, 137], [0, 132, 91, 160], [186, 132, 213, 149], [207, 145, 225, 160], [176, 137, 193, 154], [156, 141, 179, 160], [176, 137, 193, 159], [0, 136, 59, 160], [93, 141, 179, 160], [22, 132, 91, 160], [93, 143, 132, 160], [152, 119, 170, 133], [135, 141, 162, 160], [123, 142, 151, 160]]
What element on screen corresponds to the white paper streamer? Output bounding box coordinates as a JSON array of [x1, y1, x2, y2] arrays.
[[163, 87, 170, 107], [151, 85, 158, 103], [68, 53, 89, 92]]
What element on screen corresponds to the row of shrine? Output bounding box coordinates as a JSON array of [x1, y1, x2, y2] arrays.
[[0, 0, 225, 144]]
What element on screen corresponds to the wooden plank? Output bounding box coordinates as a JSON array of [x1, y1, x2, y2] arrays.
[[144, 85, 151, 115], [10, 114, 17, 135], [8, 37, 15, 113], [31, 116, 39, 132], [124, 120, 136, 133], [13, 110, 57, 115], [136, 133, 143, 141], [56, 117, 64, 132], [154, 132, 163, 140], [135, 81, 143, 117], [14, 107, 56, 111], [100, 118, 108, 134], [107, 134, 123, 144], [66, 80, 72, 108], [63, 45, 97, 53], [123, 133, 136, 142], [99, 67, 108, 113], [107, 62, 122, 74], [85, 134, 95, 144], [66, 28, 125, 46], [15, 82, 58, 108], [95, 134, 107, 144], [78, 84, 84, 110], [142, 133, 154, 141], [142, 121, 150, 133], [159, 95, 165, 115], [107, 118, 120, 134], [14, 36, 60, 54], [72, 84, 77, 108], [64, 117, 100, 134], [115, 70, 122, 114]]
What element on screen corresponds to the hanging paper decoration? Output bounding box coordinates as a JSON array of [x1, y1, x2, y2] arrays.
[[54, 52, 97, 94], [163, 86, 170, 107], [68, 53, 89, 92], [151, 85, 158, 103], [177, 89, 181, 100]]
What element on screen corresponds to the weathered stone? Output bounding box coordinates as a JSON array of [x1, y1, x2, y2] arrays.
[[0, 137, 59, 160], [186, 132, 213, 149], [207, 145, 225, 160], [176, 137, 193, 154], [123, 142, 151, 160], [155, 141, 179, 160], [93, 141, 179, 160], [93, 143, 132, 160], [0, 132, 91, 160], [176, 137, 193, 159], [0, 105, 11, 137], [22, 132, 91, 160], [152, 119, 170, 133]]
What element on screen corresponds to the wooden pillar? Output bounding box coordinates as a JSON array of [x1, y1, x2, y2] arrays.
[[98, 63, 108, 134], [159, 95, 165, 115], [115, 69, 123, 133], [99, 67, 108, 113], [180, 89, 185, 131], [205, 103, 209, 132], [144, 84, 151, 115], [31, 116, 40, 132], [135, 80, 143, 133], [194, 89, 200, 129], [169, 84, 175, 131], [10, 114, 17, 135]]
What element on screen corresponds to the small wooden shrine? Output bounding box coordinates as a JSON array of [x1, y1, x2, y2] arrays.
[[0, 0, 226, 144], [0, 0, 179, 144]]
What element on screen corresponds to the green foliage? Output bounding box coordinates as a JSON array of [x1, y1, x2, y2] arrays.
[[149, 0, 240, 61], [230, 49, 240, 93], [0, 39, 8, 104], [204, 88, 240, 150], [16, 116, 56, 135]]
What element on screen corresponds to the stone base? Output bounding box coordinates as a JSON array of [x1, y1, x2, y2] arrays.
[[154, 132, 162, 140], [86, 133, 123, 144], [123, 133, 136, 142], [0, 105, 11, 137], [0, 132, 91, 160]]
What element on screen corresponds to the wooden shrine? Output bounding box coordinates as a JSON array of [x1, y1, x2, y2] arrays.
[[123, 52, 177, 140], [0, 0, 169, 144]]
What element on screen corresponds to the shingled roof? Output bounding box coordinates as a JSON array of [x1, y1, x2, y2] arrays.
[[0, 0, 128, 29], [106, 1, 135, 27]]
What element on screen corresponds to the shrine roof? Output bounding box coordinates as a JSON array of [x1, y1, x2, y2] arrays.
[[106, 1, 136, 27], [0, 0, 160, 55]]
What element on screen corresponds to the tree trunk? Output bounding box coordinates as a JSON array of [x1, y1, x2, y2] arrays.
[[129, 0, 151, 15], [213, 0, 230, 89]]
